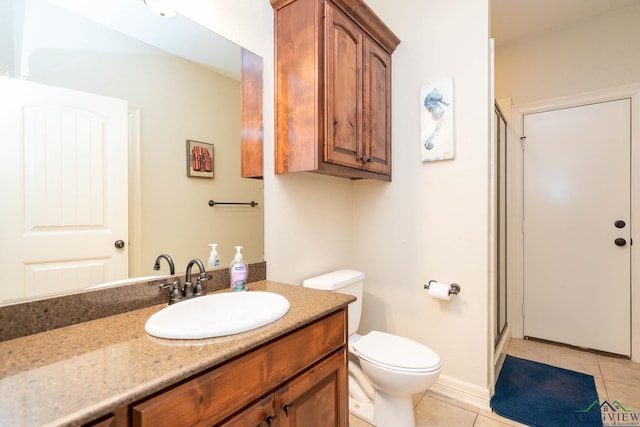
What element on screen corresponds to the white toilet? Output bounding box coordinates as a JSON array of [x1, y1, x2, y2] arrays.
[[303, 270, 441, 427]]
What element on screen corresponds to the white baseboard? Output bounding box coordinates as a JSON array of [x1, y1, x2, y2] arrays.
[[430, 375, 492, 410]]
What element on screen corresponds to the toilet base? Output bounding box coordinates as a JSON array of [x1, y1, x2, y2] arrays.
[[349, 393, 416, 427], [349, 395, 374, 424], [373, 392, 415, 427]]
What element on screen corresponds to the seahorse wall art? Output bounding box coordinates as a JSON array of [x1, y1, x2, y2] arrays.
[[419, 78, 454, 162]]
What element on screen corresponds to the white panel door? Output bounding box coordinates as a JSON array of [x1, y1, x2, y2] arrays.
[[523, 99, 631, 356], [0, 76, 128, 301]]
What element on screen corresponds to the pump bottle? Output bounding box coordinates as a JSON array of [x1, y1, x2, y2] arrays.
[[208, 244, 220, 269], [229, 246, 248, 291]]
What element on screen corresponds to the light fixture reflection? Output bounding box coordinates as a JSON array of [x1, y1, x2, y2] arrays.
[[143, 0, 176, 18]]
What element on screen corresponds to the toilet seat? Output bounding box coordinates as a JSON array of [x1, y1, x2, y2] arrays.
[[352, 331, 441, 373]]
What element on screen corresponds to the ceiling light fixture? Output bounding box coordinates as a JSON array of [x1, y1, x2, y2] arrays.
[[143, 0, 176, 18]]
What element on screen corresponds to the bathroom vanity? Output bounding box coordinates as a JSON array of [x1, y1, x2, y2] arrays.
[[0, 281, 354, 426]]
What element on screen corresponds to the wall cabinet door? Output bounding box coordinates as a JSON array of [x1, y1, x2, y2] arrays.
[[362, 38, 392, 175], [325, 3, 363, 170], [325, 3, 392, 176], [240, 48, 264, 179]]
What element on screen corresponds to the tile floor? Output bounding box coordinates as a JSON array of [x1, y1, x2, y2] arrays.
[[349, 337, 640, 426]]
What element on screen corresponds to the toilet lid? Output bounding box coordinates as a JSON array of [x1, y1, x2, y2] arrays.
[[352, 331, 441, 372]]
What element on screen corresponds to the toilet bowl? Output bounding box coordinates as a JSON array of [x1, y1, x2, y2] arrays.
[[303, 270, 442, 427]]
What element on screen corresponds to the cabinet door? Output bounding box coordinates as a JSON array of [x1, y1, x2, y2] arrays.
[[275, 349, 348, 427], [362, 37, 392, 175], [220, 395, 276, 427], [240, 48, 264, 179], [324, 3, 363, 169]]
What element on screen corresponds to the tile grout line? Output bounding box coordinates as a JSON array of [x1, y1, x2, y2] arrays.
[[596, 355, 610, 402]]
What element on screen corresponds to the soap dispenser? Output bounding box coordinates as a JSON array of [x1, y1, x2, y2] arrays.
[[208, 244, 220, 269], [229, 246, 248, 291]]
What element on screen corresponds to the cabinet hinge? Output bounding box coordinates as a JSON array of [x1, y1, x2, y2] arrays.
[[520, 136, 526, 151]]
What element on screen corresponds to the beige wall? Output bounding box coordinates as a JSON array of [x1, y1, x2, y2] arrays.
[[355, 0, 492, 398], [175, 0, 493, 403], [495, 3, 640, 105]]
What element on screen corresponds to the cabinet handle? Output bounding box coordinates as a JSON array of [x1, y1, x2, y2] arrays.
[[283, 404, 290, 415], [265, 414, 277, 425]]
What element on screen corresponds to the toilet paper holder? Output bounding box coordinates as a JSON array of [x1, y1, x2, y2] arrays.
[[424, 280, 461, 296]]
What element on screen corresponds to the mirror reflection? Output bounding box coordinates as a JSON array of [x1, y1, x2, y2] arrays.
[[0, 0, 264, 303]]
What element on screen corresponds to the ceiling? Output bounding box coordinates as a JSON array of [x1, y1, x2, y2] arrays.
[[48, 0, 241, 78], [491, 0, 640, 45]]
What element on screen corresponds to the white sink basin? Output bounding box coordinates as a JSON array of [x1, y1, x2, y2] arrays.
[[145, 291, 291, 339]]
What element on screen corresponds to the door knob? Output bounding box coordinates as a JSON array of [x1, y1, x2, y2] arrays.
[[114, 240, 125, 249], [614, 238, 627, 247], [615, 220, 626, 229]]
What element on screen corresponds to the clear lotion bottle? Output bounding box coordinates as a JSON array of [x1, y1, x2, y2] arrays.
[[229, 246, 248, 291]]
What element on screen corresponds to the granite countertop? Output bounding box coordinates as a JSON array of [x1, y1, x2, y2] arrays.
[[0, 281, 354, 427]]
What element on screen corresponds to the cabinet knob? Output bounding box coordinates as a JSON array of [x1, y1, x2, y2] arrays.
[[265, 415, 277, 425], [283, 404, 290, 415]]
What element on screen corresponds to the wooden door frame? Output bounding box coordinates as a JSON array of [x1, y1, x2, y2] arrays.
[[508, 84, 640, 361]]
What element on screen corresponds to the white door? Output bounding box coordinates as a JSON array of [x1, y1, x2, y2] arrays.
[[523, 99, 631, 356], [0, 76, 128, 301]]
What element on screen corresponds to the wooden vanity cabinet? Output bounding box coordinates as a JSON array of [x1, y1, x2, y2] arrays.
[[271, 0, 399, 181], [222, 350, 346, 426], [275, 349, 347, 426], [130, 309, 348, 427]]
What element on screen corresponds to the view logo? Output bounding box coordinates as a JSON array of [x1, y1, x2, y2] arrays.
[[577, 400, 640, 426]]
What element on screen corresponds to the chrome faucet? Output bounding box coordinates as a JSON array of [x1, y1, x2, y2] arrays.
[[153, 254, 175, 275], [184, 258, 210, 299]]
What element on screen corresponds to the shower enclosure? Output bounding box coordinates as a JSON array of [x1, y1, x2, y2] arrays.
[[495, 102, 508, 345]]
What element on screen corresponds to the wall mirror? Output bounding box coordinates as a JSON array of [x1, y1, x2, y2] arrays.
[[0, 0, 264, 304]]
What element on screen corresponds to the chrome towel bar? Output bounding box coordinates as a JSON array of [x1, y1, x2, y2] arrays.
[[208, 200, 259, 207]]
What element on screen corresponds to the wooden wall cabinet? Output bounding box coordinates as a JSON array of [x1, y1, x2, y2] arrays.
[[241, 48, 264, 179], [271, 0, 400, 181], [131, 310, 348, 426]]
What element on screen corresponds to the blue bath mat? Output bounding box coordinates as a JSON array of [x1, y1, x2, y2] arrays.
[[491, 355, 602, 427]]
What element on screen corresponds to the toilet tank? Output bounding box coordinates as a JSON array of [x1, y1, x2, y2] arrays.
[[302, 269, 364, 336]]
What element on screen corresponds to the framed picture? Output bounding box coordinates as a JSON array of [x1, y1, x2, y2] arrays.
[[420, 78, 455, 162], [186, 140, 214, 178]]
